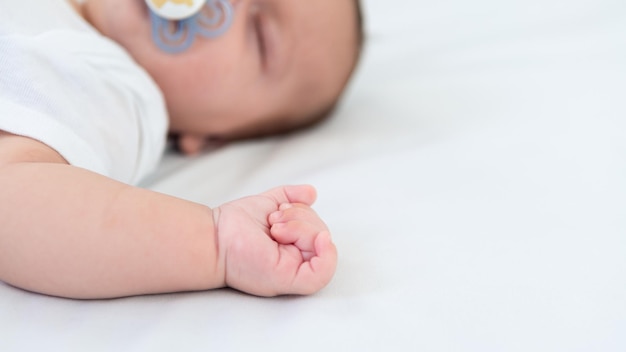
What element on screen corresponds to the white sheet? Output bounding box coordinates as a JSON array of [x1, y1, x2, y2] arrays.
[[3, 0, 625, 351]]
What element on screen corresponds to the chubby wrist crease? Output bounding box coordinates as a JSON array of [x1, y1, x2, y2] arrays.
[[210, 206, 227, 288]]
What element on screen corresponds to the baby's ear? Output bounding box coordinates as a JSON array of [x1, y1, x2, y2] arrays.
[[176, 134, 207, 155], [175, 134, 227, 155]]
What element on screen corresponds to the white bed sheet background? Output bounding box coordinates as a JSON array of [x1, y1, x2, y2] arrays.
[[2, 0, 625, 351]]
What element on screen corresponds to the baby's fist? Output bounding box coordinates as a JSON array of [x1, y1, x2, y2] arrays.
[[216, 185, 337, 296]]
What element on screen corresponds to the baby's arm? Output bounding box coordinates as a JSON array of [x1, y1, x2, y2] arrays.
[[0, 133, 337, 298], [0, 133, 223, 298]]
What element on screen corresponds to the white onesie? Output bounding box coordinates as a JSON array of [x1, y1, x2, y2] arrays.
[[0, 0, 168, 184]]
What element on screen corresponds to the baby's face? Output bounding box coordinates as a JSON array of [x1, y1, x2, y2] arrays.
[[83, 0, 359, 141]]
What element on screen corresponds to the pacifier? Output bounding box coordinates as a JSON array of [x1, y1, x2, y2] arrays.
[[145, 0, 234, 54]]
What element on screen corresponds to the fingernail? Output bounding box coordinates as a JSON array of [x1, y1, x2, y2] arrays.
[[270, 211, 283, 221]]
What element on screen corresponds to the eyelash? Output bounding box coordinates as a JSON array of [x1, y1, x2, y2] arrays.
[[253, 14, 267, 63]]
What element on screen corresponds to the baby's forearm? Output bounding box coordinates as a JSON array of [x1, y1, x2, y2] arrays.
[[0, 162, 225, 299]]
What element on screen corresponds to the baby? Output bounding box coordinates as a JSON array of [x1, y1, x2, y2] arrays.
[[0, 0, 363, 298]]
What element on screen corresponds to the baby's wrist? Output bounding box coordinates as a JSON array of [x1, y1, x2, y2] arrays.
[[210, 206, 227, 289]]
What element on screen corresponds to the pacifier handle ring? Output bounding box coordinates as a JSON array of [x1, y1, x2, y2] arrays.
[[148, 0, 234, 54], [150, 12, 195, 54], [161, 20, 188, 43], [193, 0, 234, 38]]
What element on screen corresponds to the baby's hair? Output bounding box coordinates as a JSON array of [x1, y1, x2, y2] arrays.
[[354, 0, 366, 52]]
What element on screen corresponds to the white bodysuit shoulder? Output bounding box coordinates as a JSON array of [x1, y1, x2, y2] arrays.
[[0, 0, 168, 184]]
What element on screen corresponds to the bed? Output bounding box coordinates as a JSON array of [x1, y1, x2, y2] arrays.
[[3, 0, 625, 350]]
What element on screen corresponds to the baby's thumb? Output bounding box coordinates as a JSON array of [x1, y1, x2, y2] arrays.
[[264, 185, 317, 206]]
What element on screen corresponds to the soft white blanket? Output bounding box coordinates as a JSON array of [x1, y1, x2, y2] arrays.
[[3, 0, 625, 350]]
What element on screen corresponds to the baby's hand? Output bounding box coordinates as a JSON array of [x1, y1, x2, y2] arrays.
[[214, 185, 337, 296]]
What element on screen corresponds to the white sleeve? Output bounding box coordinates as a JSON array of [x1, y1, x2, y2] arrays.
[[0, 30, 168, 184]]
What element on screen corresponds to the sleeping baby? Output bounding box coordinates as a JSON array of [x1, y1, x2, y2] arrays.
[[0, 0, 363, 298]]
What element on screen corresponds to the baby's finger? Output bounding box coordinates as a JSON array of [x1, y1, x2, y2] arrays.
[[262, 185, 317, 207], [290, 231, 338, 295], [269, 204, 327, 230], [270, 219, 320, 252], [283, 185, 317, 206]]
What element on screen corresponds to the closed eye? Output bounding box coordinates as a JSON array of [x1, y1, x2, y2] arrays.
[[253, 14, 267, 68]]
